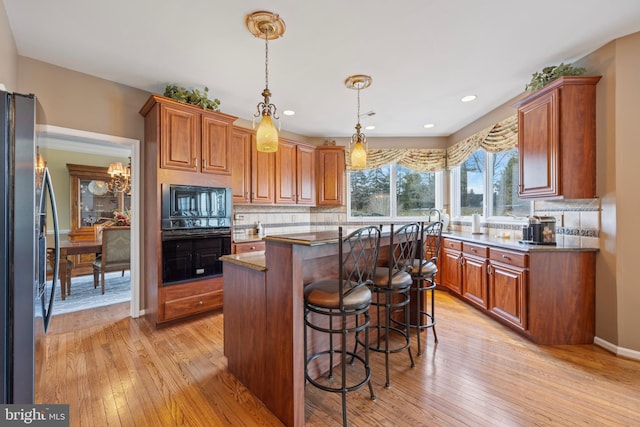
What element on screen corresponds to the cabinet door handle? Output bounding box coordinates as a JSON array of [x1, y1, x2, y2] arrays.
[[203, 159, 207, 168], [194, 158, 198, 167], [197, 300, 204, 306], [487, 264, 493, 275]]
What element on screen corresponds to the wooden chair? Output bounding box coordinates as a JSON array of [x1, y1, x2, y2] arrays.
[[92, 226, 131, 294]]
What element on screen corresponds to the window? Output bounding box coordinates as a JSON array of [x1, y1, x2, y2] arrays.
[[348, 164, 441, 220], [452, 148, 530, 218]]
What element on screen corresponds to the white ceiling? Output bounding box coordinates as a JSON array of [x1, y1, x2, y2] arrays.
[[5, 0, 640, 138]]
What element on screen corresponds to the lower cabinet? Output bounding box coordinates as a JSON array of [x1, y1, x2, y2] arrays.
[[439, 237, 595, 345], [487, 248, 528, 331], [461, 243, 488, 309], [160, 276, 224, 323], [232, 240, 266, 254]]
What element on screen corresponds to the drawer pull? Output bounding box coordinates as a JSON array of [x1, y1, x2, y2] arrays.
[[471, 248, 477, 253], [250, 246, 256, 250], [198, 300, 204, 306], [502, 254, 511, 260]]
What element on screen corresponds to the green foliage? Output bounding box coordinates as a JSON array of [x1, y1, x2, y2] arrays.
[[525, 63, 587, 92], [163, 84, 221, 111]]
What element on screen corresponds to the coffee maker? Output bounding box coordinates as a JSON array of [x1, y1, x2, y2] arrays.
[[521, 216, 556, 245]]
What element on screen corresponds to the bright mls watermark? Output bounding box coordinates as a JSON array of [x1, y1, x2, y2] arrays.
[[1, 404, 69, 426]]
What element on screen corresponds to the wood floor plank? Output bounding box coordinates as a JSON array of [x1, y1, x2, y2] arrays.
[[35, 291, 640, 426]]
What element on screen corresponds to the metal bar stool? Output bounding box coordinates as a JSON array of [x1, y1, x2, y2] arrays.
[[367, 222, 420, 387], [410, 220, 443, 355], [304, 225, 381, 427]]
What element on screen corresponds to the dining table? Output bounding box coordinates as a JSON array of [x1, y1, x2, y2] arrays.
[[51, 239, 102, 300]]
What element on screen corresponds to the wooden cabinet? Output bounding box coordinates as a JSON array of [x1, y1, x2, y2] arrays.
[[461, 242, 488, 309], [140, 95, 236, 327], [275, 138, 316, 205], [230, 126, 252, 204], [514, 76, 601, 199], [316, 146, 345, 206], [251, 138, 276, 204], [144, 94, 235, 175], [233, 241, 266, 254], [438, 236, 595, 344], [488, 248, 528, 331], [67, 163, 130, 275], [440, 238, 462, 294]]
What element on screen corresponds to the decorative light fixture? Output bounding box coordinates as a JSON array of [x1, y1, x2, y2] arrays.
[[35, 145, 46, 175], [246, 11, 286, 153], [107, 157, 131, 194], [345, 75, 372, 169]]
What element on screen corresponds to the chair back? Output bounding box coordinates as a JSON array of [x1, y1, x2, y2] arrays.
[[339, 226, 381, 307], [386, 223, 421, 284], [101, 226, 131, 265], [420, 221, 443, 264]]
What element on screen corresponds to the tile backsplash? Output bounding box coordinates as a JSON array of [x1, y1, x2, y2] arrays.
[[234, 198, 601, 248]]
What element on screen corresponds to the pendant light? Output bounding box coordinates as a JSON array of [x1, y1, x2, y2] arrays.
[[345, 75, 372, 169], [246, 11, 286, 153]]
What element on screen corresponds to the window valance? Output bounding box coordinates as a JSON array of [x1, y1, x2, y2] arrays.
[[446, 114, 518, 168], [345, 147, 447, 172]]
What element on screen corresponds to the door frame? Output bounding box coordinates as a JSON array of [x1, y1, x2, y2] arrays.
[[36, 125, 142, 318]]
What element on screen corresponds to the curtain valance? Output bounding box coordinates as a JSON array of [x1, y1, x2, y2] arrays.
[[345, 147, 447, 172], [446, 114, 518, 168]]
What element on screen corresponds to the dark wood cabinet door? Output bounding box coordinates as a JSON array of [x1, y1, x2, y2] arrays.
[[275, 139, 297, 204], [231, 127, 252, 204], [488, 261, 528, 330], [160, 104, 199, 172], [517, 89, 559, 198], [441, 248, 462, 295], [462, 254, 488, 309], [316, 146, 344, 206], [251, 138, 276, 204], [201, 115, 231, 175], [296, 144, 316, 205]]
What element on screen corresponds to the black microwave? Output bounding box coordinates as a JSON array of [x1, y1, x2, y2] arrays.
[[162, 184, 232, 230]]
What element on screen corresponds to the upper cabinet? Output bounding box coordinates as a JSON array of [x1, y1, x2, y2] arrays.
[[514, 76, 601, 199], [140, 95, 236, 175], [230, 126, 253, 204], [275, 138, 316, 205], [316, 146, 345, 206]]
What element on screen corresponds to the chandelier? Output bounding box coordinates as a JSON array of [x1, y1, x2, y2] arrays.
[[107, 158, 131, 194], [246, 11, 286, 153], [345, 75, 372, 169]]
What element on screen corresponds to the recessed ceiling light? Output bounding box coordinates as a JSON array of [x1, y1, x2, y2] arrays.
[[461, 95, 477, 103], [365, 125, 375, 130], [283, 110, 295, 116], [423, 123, 435, 129]]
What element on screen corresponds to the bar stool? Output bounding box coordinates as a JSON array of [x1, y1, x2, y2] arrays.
[[367, 222, 420, 388], [410, 220, 443, 355], [304, 225, 381, 427]]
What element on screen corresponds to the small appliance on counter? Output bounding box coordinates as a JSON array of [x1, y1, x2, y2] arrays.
[[520, 216, 556, 245]]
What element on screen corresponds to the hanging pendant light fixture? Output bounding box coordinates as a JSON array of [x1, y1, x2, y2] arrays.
[[246, 11, 286, 153], [345, 75, 372, 169]]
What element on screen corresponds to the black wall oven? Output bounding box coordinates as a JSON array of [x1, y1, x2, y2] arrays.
[[161, 184, 232, 286]]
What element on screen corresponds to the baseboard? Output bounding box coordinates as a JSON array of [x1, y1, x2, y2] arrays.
[[594, 336, 640, 361]]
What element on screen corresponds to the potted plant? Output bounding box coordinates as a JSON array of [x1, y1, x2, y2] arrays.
[[525, 63, 587, 92], [163, 84, 221, 111]]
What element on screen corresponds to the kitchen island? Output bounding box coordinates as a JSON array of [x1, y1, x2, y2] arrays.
[[222, 229, 598, 427]]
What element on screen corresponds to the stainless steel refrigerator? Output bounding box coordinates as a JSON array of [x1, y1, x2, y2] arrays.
[[1, 90, 60, 404]]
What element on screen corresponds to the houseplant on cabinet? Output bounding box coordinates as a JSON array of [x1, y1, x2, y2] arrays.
[[525, 63, 587, 92]]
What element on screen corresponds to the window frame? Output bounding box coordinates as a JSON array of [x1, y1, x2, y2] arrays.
[[450, 149, 531, 222], [346, 163, 444, 222]]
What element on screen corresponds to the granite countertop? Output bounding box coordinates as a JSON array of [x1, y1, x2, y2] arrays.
[[441, 231, 598, 252], [221, 251, 266, 271]]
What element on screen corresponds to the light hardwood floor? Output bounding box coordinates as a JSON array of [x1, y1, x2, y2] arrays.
[[36, 291, 640, 426]]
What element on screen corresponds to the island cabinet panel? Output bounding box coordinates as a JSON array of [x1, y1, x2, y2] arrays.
[[439, 236, 595, 345], [316, 146, 345, 206], [514, 76, 601, 199]]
